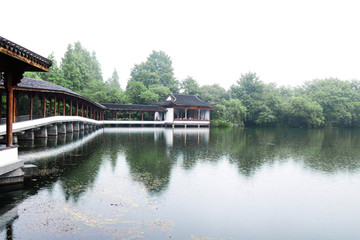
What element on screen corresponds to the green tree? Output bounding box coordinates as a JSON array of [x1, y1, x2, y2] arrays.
[[128, 50, 179, 92], [126, 81, 147, 104], [223, 99, 247, 126], [199, 84, 228, 103], [286, 97, 324, 128], [181, 76, 201, 95], [107, 69, 121, 91]]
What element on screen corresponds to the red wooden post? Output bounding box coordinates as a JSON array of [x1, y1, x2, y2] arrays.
[[29, 95, 33, 120], [82, 103, 84, 117], [15, 94, 19, 120], [70, 100, 73, 116], [76, 101, 79, 116], [198, 109, 200, 120], [49, 97, 53, 116], [54, 96, 57, 116], [86, 105, 89, 118], [185, 108, 187, 120], [63, 99, 66, 116], [43, 96, 46, 118], [129, 111, 131, 120], [13, 95, 16, 123], [5, 73, 14, 147]]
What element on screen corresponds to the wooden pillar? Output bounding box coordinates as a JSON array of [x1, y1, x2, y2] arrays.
[[29, 95, 33, 120], [49, 97, 53, 116], [142, 112, 144, 121], [76, 101, 79, 116], [86, 105, 89, 118], [54, 96, 57, 116], [70, 100, 73, 116], [43, 96, 46, 118], [90, 107, 92, 119], [185, 108, 187, 120], [82, 103, 84, 117], [129, 111, 131, 120], [13, 95, 16, 123], [15, 94, 19, 120], [58, 97, 60, 115], [63, 98, 66, 116], [5, 73, 14, 147]]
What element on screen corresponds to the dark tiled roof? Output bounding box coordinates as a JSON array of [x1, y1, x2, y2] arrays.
[[157, 93, 215, 107], [101, 103, 167, 112], [0, 77, 105, 109], [0, 36, 52, 69], [18, 77, 80, 96]]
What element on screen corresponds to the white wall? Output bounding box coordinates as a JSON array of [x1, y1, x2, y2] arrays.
[[164, 108, 174, 122]]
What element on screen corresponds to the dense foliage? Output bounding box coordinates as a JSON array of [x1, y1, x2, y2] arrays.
[[24, 41, 360, 128]]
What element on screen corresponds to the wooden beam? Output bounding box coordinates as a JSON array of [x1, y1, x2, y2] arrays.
[[29, 94, 33, 120]]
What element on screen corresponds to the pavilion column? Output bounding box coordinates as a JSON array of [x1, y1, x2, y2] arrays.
[[70, 100, 73, 116], [63, 99, 66, 116], [82, 103, 84, 117], [90, 107, 92, 119], [15, 94, 19, 121], [185, 109, 187, 120], [76, 102, 79, 116], [54, 96, 57, 116], [49, 97, 53, 116], [198, 109, 200, 120], [5, 71, 23, 147], [5, 73, 14, 146], [42, 96, 46, 118], [142, 112, 144, 121], [129, 111, 131, 120], [29, 94, 33, 120], [13, 95, 16, 123]]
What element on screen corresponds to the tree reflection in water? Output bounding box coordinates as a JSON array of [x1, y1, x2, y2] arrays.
[[2, 127, 360, 239]]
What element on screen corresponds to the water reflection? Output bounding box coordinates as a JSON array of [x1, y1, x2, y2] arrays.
[[2, 127, 360, 239]]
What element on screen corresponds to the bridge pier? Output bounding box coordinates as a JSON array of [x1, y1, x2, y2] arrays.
[[47, 125, 58, 136], [84, 124, 89, 130], [35, 127, 48, 138], [66, 123, 73, 133], [18, 130, 34, 141], [73, 123, 80, 132], [80, 123, 85, 131], [58, 123, 66, 134]]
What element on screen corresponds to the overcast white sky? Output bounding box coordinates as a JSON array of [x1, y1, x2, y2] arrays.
[[3, 0, 360, 90]]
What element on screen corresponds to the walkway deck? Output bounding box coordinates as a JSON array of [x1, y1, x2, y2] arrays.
[[0, 117, 210, 136]]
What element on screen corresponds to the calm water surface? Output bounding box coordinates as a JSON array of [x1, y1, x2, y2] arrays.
[[1, 127, 360, 239]]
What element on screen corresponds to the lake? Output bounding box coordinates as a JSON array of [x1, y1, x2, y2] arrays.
[[1, 127, 360, 239]]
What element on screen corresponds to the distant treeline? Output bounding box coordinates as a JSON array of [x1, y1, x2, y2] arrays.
[[25, 42, 360, 128]]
